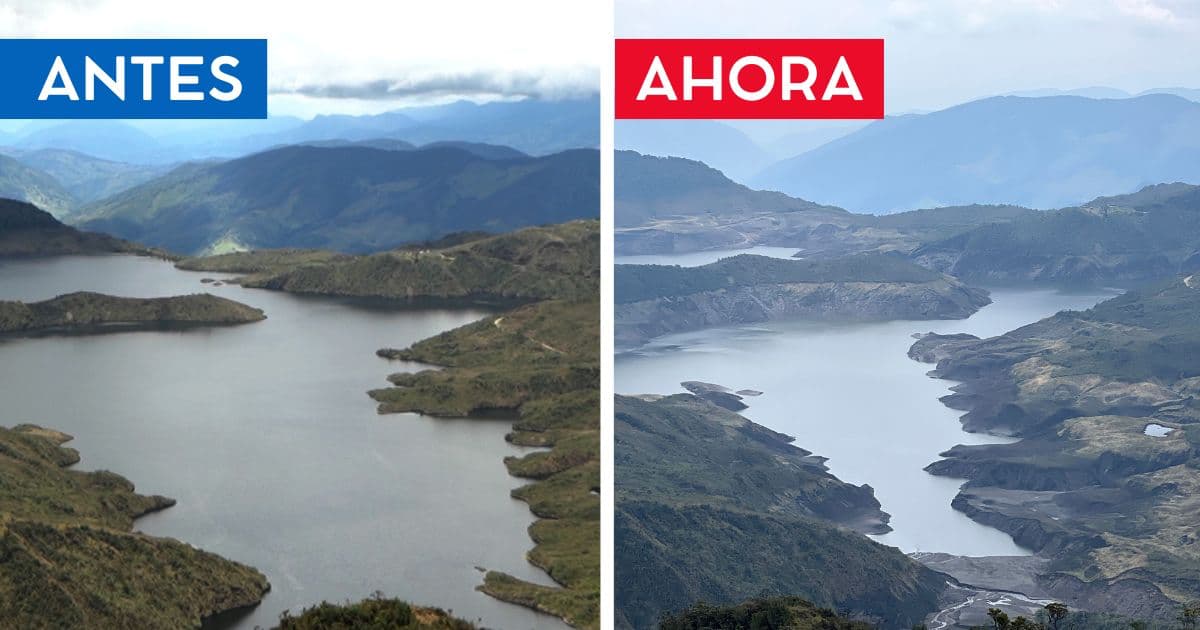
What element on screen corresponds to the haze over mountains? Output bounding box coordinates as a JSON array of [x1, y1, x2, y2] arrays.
[[618, 91, 1200, 215], [2, 96, 598, 164], [0, 96, 601, 256]]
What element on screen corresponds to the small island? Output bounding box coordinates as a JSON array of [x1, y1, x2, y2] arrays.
[[0, 291, 266, 337]]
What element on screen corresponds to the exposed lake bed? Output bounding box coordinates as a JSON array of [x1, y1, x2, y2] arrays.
[[0, 254, 565, 629], [616, 286, 1117, 558]]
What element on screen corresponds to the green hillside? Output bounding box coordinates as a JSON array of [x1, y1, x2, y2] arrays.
[[658, 596, 872, 630], [615, 151, 845, 228], [0, 198, 163, 258], [182, 220, 600, 303], [913, 183, 1200, 285], [371, 299, 600, 628], [78, 145, 599, 254], [0, 424, 268, 627], [616, 251, 941, 303], [3, 148, 167, 205], [614, 394, 947, 629], [0, 155, 75, 219]]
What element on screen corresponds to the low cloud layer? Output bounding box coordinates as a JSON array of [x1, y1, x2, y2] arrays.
[[0, 0, 603, 116], [276, 68, 598, 102]]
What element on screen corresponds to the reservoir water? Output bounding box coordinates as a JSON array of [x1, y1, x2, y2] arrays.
[[0, 255, 565, 629], [616, 283, 1117, 557]]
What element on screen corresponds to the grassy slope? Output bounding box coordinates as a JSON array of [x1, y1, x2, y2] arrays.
[[182, 220, 600, 303], [0, 155, 76, 219], [0, 198, 165, 259], [371, 299, 600, 628], [78, 145, 599, 254], [658, 596, 873, 630], [914, 183, 1200, 285], [614, 395, 946, 630], [615, 251, 941, 303], [0, 424, 269, 628]]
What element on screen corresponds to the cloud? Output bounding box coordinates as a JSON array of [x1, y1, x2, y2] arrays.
[[1115, 0, 1180, 25], [0, 0, 603, 115], [277, 67, 599, 101]]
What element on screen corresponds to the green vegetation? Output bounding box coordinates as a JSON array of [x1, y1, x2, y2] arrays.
[[2, 148, 167, 206], [0, 424, 269, 628], [184, 220, 599, 304], [0, 198, 164, 258], [614, 151, 845, 228], [274, 593, 475, 629], [0, 291, 266, 336], [914, 183, 1200, 285], [176, 248, 353, 275], [77, 145, 599, 254], [371, 299, 599, 627], [615, 395, 946, 629], [0, 155, 76, 218], [657, 596, 872, 630], [616, 252, 941, 303], [958, 602, 1180, 630]]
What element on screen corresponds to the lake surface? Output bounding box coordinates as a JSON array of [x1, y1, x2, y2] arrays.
[[617, 286, 1118, 557], [0, 255, 564, 629], [615, 245, 800, 267]]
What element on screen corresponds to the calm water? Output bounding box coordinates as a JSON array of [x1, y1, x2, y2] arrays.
[[614, 245, 800, 266], [0, 255, 564, 630], [617, 286, 1118, 557]]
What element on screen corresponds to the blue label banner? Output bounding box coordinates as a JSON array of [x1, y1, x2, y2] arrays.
[[0, 38, 267, 119]]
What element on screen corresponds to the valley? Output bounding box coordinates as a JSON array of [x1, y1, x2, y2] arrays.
[[614, 114, 1200, 626]]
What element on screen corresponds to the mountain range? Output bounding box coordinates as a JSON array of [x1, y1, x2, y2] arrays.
[[76, 145, 599, 254], [2, 97, 598, 164], [617, 92, 1200, 216], [913, 182, 1200, 285], [615, 151, 844, 228], [752, 94, 1200, 213]]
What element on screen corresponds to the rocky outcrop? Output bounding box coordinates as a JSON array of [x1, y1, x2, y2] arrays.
[[680, 381, 748, 411], [908, 281, 1200, 621]]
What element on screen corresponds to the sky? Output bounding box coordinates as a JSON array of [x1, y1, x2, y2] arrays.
[[0, 0, 604, 119], [617, 0, 1200, 115]]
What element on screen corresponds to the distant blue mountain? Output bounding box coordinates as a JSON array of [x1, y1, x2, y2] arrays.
[[616, 120, 771, 183], [2, 96, 598, 163], [752, 94, 1200, 213]]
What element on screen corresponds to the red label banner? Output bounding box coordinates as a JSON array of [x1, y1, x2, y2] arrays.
[[615, 38, 884, 119]]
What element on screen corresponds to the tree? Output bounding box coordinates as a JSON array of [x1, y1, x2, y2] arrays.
[[1129, 621, 1147, 630], [1010, 616, 1043, 630], [989, 608, 1011, 630], [1181, 601, 1200, 630], [1044, 603, 1068, 630]]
